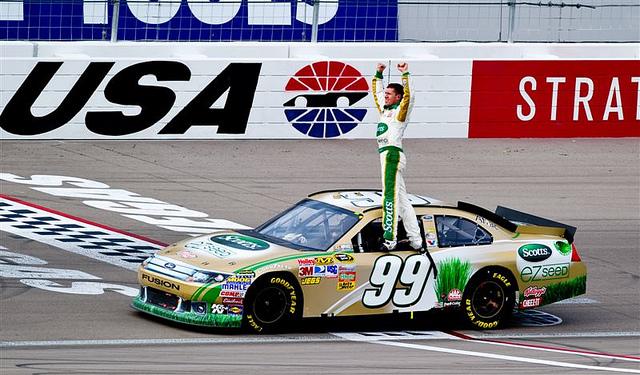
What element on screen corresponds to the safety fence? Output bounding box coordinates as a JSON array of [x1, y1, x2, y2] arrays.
[[0, 0, 638, 42]]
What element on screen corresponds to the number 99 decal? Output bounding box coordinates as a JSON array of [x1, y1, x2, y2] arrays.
[[362, 254, 436, 308]]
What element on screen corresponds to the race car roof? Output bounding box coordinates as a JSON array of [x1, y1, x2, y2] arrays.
[[307, 190, 447, 212]]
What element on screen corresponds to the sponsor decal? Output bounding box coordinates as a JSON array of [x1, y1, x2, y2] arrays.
[[520, 263, 570, 282], [338, 271, 357, 282], [383, 201, 394, 234], [219, 290, 245, 298], [0, 62, 261, 137], [314, 256, 334, 265], [164, 262, 176, 269], [447, 288, 462, 302], [523, 286, 547, 298], [426, 232, 437, 247], [283, 61, 368, 138], [518, 244, 553, 262], [334, 253, 354, 263], [227, 305, 243, 315], [339, 264, 356, 272], [444, 301, 461, 308], [297, 258, 315, 266], [376, 123, 389, 136], [142, 273, 180, 291], [469, 60, 640, 138], [185, 239, 234, 259], [211, 303, 228, 314], [299, 266, 314, 277], [337, 281, 356, 291], [554, 241, 572, 256], [520, 297, 542, 308], [221, 281, 250, 292], [222, 297, 244, 305], [210, 234, 269, 251], [301, 277, 321, 285], [334, 244, 354, 252], [314, 265, 339, 278], [177, 250, 197, 259]]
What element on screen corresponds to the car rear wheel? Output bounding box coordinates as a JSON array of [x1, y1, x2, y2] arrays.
[[243, 275, 301, 333], [462, 268, 515, 329]]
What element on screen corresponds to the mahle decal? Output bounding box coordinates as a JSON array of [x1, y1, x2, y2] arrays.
[[211, 235, 269, 251], [518, 244, 552, 262]]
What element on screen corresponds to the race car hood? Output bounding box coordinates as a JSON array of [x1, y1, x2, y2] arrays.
[[153, 231, 305, 273]]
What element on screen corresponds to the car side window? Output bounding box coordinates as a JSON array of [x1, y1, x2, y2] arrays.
[[435, 215, 492, 247]]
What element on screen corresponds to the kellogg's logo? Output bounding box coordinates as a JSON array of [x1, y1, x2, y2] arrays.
[[284, 61, 368, 138]]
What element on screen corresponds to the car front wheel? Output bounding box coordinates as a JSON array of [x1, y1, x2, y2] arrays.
[[243, 275, 301, 333]]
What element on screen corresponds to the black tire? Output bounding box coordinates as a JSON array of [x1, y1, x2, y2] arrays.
[[462, 268, 515, 330], [243, 274, 301, 333]]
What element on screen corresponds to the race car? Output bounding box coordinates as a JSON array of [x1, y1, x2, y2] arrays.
[[132, 190, 587, 332]]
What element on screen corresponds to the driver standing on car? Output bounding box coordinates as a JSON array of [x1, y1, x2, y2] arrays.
[[372, 62, 422, 251]]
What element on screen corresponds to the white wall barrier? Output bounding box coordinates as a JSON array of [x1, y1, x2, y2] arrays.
[[1, 42, 638, 139]]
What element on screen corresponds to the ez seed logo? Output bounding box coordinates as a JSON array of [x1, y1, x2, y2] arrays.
[[284, 61, 368, 138]]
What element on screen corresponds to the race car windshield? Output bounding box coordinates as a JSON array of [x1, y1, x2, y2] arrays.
[[254, 200, 359, 251]]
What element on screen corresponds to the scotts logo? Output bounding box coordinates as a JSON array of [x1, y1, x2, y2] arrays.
[[210, 235, 269, 251], [284, 61, 368, 138], [376, 123, 389, 136], [518, 244, 552, 262]]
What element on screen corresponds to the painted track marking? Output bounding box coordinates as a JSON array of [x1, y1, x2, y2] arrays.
[[370, 340, 640, 373], [0, 195, 166, 271], [448, 331, 640, 362]]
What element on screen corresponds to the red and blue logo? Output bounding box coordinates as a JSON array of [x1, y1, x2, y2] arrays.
[[284, 61, 369, 138]]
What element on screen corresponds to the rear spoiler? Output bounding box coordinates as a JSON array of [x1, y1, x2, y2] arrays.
[[495, 206, 577, 244], [457, 202, 576, 243]]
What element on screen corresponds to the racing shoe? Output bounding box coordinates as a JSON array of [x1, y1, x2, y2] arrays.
[[381, 240, 397, 251], [409, 239, 423, 250]]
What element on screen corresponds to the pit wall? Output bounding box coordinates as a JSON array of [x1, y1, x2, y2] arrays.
[[1, 42, 638, 139]]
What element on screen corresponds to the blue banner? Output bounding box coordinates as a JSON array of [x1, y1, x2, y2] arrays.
[[0, 0, 398, 41]]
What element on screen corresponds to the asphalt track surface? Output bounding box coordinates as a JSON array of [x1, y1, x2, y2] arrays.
[[1, 139, 639, 374]]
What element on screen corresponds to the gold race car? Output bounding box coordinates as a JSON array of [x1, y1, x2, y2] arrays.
[[132, 190, 587, 332]]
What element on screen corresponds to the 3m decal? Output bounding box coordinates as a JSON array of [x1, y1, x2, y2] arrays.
[[283, 61, 368, 138], [363, 254, 436, 308], [0, 62, 261, 136]]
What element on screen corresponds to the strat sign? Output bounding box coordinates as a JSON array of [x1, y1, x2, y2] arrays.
[[469, 61, 640, 137]]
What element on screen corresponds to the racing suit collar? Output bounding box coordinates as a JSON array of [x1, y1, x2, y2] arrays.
[[383, 103, 400, 110]]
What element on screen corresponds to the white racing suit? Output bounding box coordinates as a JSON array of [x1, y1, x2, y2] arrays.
[[372, 70, 421, 247]]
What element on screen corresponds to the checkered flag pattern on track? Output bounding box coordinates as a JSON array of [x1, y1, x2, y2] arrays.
[[0, 197, 163, 271]]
